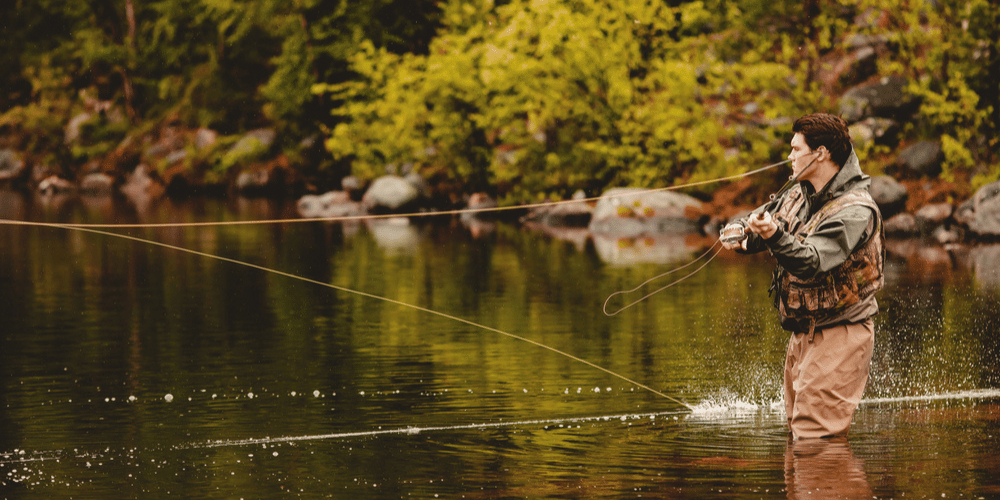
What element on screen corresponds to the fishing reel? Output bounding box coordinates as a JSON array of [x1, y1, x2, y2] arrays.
[[719, 221, 748, 245]]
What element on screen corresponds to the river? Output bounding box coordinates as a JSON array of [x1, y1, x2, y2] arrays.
[[1, 191, 998, 499]]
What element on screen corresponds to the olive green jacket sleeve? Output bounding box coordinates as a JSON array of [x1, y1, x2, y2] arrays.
[[747, 204, 875, 280]]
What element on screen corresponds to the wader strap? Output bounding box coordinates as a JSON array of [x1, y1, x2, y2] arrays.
[[807, 318, 817, 343]]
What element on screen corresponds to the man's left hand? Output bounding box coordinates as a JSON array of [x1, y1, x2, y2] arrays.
[[747, 211, 778, 240]]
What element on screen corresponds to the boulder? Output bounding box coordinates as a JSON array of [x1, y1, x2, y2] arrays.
[[588, 188, 704, 237], [915, 203, 953, 226], [955, 180, 1000, 237], [869, 175, 908, 219], [38, 176, 75, 195], [194, 128, 218, 150], [896, 140, 943, 178], [297, 191, 362, 219], [143, 126, 186, 160], [0, 149, 26, 182], [221, 128, 276, 169], [849, 118, 900, 151], [64, 112, 94, 145], [522, 200, 592, 228], [120, 164, 165, 206], [884, 213, 919, 236], [341, 175, 364, 201], [838, 75, 918, 122], [79, 173, 115, 196], [362, 175, 421, 213]]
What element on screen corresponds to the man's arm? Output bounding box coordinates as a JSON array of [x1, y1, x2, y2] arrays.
[[759, 205, 875, 280]]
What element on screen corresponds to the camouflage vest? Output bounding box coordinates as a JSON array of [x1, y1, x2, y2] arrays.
[[771, 184, 884, 335]]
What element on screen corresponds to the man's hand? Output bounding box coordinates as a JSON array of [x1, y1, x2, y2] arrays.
[[720, 222, 748, 250], [746, 211, 778, 240]]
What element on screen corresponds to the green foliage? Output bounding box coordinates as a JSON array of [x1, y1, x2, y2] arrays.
[[844, 0, 1000, 188], [2, 0, 441, 175], [321, 0, 819, 203]]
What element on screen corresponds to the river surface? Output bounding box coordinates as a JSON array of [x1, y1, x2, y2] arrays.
[[1, 192, 999, 499]]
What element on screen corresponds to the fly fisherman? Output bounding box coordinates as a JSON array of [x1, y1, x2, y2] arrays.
[[721, 113, 884, 439]]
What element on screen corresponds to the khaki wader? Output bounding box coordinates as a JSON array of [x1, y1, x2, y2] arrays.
[[783, 319, 874, 439]]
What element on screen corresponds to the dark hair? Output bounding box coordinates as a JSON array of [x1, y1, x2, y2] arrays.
[[792, 113, 852, 167]]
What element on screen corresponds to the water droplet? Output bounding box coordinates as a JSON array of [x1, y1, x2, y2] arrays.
[[164, 394, 173, 402], [313, 390, 320, 397]]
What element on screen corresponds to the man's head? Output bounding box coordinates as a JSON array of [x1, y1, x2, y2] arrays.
[[791, 113, 852, 168]]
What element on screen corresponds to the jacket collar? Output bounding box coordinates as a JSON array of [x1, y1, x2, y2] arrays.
[[800, 149, 869, 208]]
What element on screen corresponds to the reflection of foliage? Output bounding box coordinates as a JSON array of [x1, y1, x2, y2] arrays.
[[319, 0, 818, 203]]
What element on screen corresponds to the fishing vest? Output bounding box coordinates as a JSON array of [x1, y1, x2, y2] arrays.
[[771, 184, 884, 335]]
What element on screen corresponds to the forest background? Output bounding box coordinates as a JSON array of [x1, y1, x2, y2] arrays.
[[1, 0, 998, 206]]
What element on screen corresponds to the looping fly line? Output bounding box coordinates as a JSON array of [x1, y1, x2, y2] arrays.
[[602, 240, 723, 317]]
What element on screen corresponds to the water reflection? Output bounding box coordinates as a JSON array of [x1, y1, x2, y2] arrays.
[[365, 217, 422, 253], [592, 233, 705, 266], [784, 438, 872, 499], [1, 193, 999, 498]]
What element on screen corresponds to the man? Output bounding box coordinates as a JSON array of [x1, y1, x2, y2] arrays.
[[721, 113, 884, 439]]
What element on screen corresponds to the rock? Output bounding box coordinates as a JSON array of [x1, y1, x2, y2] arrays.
[[896, 140, 943, 178], [588, 188, 704, 237], [932, 226, 961, 245], [120, 164, 165, 206], [235, 164, 287, 196], [38, 176, 75, 195], [869, 175, 908, 219], [79, 173, 115, 196], [838, 75, 918, 122], [915, 203, 953, 226], [522, 200, 592, 228], [143, 126, 185, 160], [818, 46, 878, 92], [849, 118, 900, 151], [341, 175, 364, 200], [362, 175, 421, 213], [297, 191, 361, 219], [64, 112, 94, 144], [404, 171, 431, 198], [0, 149, 26, 182], [955, 180, 1000, 237], [194, 128, 218, 150], [222, 128, 276, 168], [884, 213, 919, 236]]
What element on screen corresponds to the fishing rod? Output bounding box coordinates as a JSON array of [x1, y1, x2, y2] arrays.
[[719, 151, 821, 246]]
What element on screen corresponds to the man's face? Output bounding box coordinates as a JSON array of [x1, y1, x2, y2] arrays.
[[788, 133, 818, 180]]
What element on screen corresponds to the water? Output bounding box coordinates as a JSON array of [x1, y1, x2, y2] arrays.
[[1, 192, 999, 499]]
